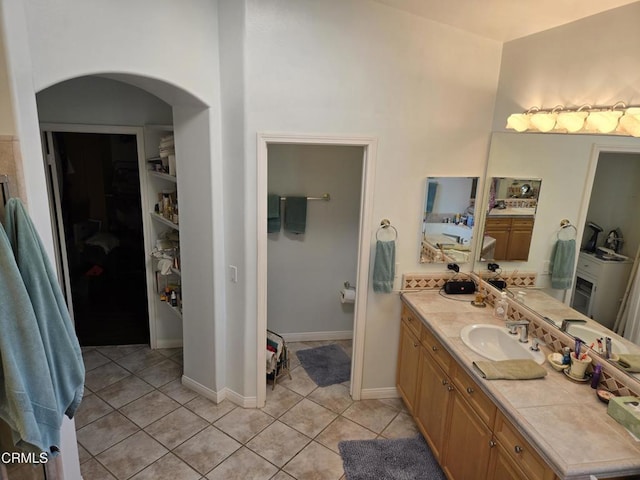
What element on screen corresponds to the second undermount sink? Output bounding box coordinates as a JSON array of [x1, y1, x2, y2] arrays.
[[564, 323, 630, 355], [460, 324, 546, 365]]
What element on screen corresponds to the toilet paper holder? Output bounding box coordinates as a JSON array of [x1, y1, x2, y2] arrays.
[[343, 281, 356, 290]]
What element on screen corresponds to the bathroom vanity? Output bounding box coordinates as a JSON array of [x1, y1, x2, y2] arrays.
[[397, 290, 640, 480]]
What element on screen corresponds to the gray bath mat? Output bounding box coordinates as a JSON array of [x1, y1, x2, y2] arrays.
[[296, 343, 351, 387], [339, 435, 445, 480]]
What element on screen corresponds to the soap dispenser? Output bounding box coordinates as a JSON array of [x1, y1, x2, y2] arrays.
[[494, 292, 508, 321]]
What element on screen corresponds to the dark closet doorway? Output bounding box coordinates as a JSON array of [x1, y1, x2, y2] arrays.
[[47, 131, 149, 346]]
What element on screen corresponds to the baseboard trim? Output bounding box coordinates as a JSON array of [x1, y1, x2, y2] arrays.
[[155, 339, 184, 349], [181, 375, 257, 408], [360, 387, 399, 400], [280, 330, 353, 343]]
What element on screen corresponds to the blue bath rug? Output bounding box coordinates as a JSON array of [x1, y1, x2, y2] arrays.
[[296, 343, 351, 387]]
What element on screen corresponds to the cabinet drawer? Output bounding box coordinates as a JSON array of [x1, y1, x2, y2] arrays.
[[576, 254, 603, 277], [452, 364, 496, 429], [420, 327, 452, 375], [511, 217, 534, 230], [494, 412, 555, 480], [401, 304, 423, 339], [485, 217, 512, 228]]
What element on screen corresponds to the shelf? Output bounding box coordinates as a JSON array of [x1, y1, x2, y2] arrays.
[[161, 299, 183, 320], [148, 170, 177, 183], [150, 212, 179, 230]]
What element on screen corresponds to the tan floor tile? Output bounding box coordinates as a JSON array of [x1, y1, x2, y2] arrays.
[[160, 379, 199, 404], [96, 344, 146, 360], [278, 366, 318, 396], [307, 384, 353, 413], [185, 396, 236, 423], [246, 420, 310, 467], [279, 399, 337, 438], [95, 375, 155, 409], [173, 426, 241, 475], [120, 390, 180, 427], [129, 453, 201, 480], [74, 393, 114, 429], [116, 348, 167, 373], [214, 407, 274, 443], [84, 362, 131, 391], [378, 397, 407, 412], [156, 347, 183, 358], [82, 349, 111, 371], [271, 472, 295, 480], [77, 444, 91, 464], [315, 417, 376, 453], [283, 441, 344, 480], [76, 411, 139, 455], [342, 399, 399, 433], [262, 385, 303, 418], [170, 351, 184, 365], [206, 447, 278, 480], [380, 412, 419, 439], [79, 458, 117, 480], [145, 407, 208, 449], [97, 431, 168, 479], [137, 359, 183, 387]]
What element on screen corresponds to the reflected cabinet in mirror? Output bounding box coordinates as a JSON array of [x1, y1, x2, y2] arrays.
[[476, 132, 640, 381], [420, 177, 478, 264], [481, 177, 541, 262]]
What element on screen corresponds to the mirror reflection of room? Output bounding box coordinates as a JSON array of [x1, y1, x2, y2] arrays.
[[571, 152, 640, 332], [481, 177, 541, 262], [420, 176, 478, 264]]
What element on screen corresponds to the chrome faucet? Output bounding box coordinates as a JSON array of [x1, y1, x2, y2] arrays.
[[506, 320, 529, 343], [560, 318, 587, 333], [530, 337, 546, 352]]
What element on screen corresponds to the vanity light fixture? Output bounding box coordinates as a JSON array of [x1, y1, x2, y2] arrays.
[[506, 101, 640, 137]]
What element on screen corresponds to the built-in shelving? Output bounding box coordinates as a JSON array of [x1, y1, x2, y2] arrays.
[[150, 212, 179, 230], [163, 300, 183, 320], [148, 170, 178, 183]]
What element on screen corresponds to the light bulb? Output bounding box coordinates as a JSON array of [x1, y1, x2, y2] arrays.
[[529, 112, 557, 132], [506, 113, 531, 132], [555, 111, 588, 133], [585, 110, 623, 133], [618, 108, 640, 137]]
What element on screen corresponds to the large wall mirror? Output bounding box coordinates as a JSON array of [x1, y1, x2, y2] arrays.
[[475, 132, 640, 381], [420, 176, 479, 264]]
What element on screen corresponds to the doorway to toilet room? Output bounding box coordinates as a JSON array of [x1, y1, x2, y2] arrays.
[[43, 130, 149, 346], [257, 134, 377, 408]]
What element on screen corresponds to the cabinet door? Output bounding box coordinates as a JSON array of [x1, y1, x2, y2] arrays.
[[442, 391, 493, 480], [507, 219, 534, 261], [396, 320, 421, 413], [487, 442, 529, 480], [414, 347, 452, 461], [484, 221, 510, 260]]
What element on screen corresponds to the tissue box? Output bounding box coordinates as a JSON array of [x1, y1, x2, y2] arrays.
[[607, 396, 640, 438]]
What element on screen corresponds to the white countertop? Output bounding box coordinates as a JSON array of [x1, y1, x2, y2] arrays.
[[488, 207, 536, 217], [401, 290, 640, 480]]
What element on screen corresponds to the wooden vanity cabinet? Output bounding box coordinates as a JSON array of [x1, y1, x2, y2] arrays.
[[397, 301, 560, 480], [485, 216, 534, 261], [396, 307, 422, 414]]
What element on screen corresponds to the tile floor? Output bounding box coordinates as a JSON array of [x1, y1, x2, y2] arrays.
[[76, 340, 419, 480]]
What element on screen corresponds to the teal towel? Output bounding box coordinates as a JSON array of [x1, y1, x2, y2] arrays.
[[550, 239, 576, 289], [4, 198, 85, 454], [284, 197, 307, 234], [268, 194, 281, 233], [373, 240, 395, 293]]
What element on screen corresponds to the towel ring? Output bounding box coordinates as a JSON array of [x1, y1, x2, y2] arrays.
[[558, 219, 577, 240], [376, 219, 398, 241]]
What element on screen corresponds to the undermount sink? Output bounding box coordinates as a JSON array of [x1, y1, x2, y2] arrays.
[[564, 323, 630, 355], [460, 324, 546, 364]]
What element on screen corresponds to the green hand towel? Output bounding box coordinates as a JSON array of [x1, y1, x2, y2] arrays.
[[372, 240, 395, 293], [284, 197, 307, 234], [473, 359, 547, 380], [550, 239, 576, 290], [267, 194, 281, 233], [617, 354, 640, 373]]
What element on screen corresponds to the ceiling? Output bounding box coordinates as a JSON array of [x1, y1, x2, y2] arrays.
[[372, 0, 640, 42]]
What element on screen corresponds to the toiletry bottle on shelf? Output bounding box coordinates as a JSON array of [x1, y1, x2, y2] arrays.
[[170, 290, 178, 307], [590, 364, 602, 389], [562, 347, 571, 365], [494, 292, 508, 321]]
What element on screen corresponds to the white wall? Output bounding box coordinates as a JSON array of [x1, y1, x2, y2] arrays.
[[244, 0, 502, 391], [37, 76, 173, 126], [267, 144, 362, 336], [0, 18, 14, 135]]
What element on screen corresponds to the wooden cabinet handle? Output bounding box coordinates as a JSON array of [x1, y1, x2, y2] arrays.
[[413, 342, 419, 347], [447, 385, 454, 391], [432, 345, 438, 351], [514, 445, 523, 454], [466, 387, 474, 394], [441, 379, 449, 386], [489, 440, 497, 448]]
